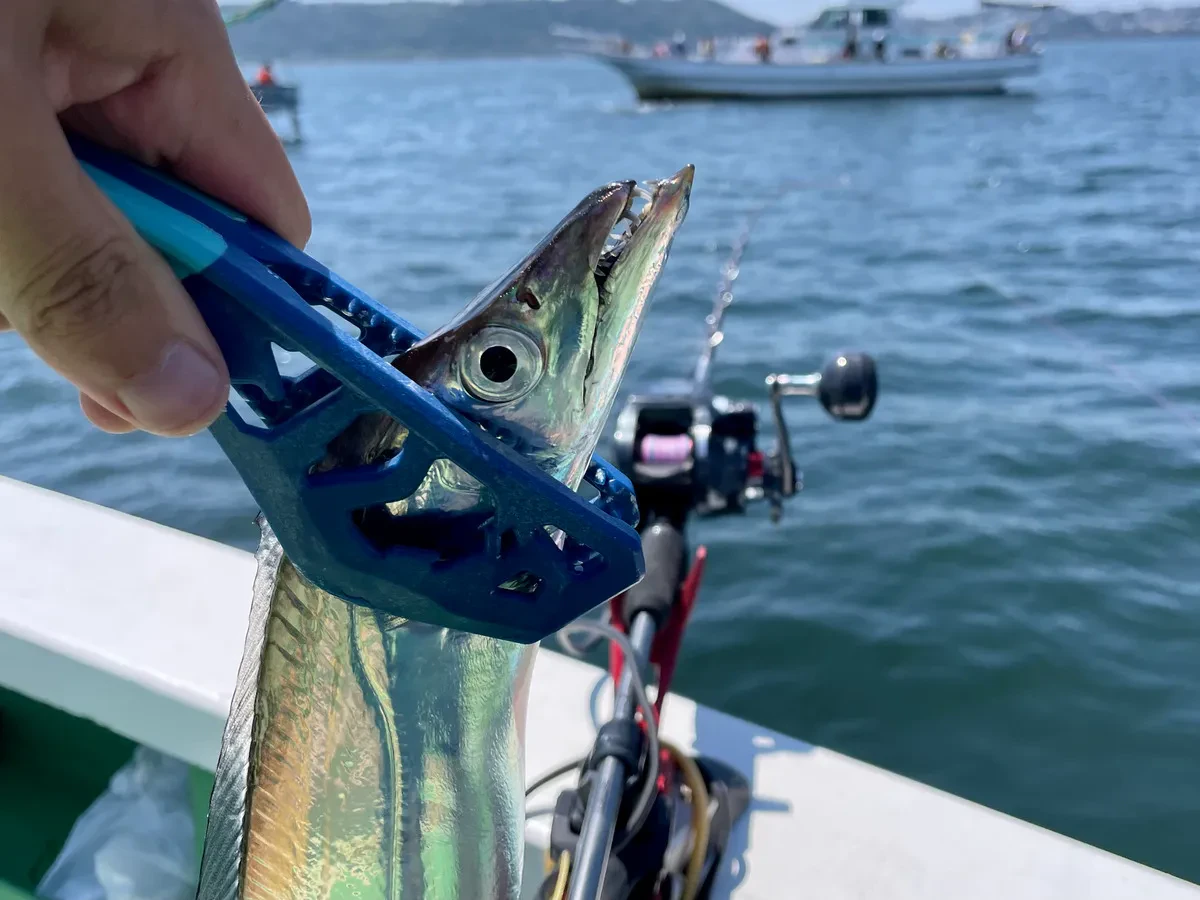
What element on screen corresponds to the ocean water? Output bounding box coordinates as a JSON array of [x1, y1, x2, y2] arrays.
[[2, 38, 1198, 881]]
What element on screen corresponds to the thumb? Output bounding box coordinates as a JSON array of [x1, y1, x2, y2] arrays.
[[0, 86, 229, 437]]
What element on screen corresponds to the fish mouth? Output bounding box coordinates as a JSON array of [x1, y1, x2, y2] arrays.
[[575, 164, 692, 409], [593, 165, 694, 299]]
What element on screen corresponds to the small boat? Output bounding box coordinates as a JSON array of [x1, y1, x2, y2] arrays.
[[577, 1, 1053, 101], [249, 81, 299, 115], [248, 63, 302, 142]]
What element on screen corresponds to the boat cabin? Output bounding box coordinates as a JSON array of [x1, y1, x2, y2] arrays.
[[773, 2, 907, 61], [808, 2, 902, 33]]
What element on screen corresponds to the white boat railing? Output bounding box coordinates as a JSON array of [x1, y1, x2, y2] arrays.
[[1, 474, 1198, 898]]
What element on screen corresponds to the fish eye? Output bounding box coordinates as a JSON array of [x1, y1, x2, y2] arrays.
[[480, 346, 518, 383], [461, 327, 543, 402]]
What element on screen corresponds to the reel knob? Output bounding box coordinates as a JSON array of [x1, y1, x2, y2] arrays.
[[818, 352, 877, 421]]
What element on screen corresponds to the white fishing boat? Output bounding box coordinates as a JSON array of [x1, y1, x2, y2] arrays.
[[2, 474, 1197, 900], [574, 1, 1052, 100]]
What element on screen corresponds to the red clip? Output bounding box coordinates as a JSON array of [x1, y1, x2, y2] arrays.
[[608, 545, 708, 722], [747, 450, 764, 480]]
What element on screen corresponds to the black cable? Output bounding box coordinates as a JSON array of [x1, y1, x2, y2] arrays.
[[555, 620, 661, 854], [525, 756, 586, 798]]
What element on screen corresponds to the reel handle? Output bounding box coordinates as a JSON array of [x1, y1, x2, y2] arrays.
[[768, 352, 878, 421], [763, 352, 878, 521]]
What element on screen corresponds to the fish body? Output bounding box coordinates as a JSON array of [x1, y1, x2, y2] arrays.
[[198, 168, 692, 900]]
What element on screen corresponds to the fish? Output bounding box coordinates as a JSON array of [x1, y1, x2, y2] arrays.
[[197, 166, 693, 900]]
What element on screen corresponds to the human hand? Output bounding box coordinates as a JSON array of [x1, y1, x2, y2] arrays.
[[0, 0, 310, 436]]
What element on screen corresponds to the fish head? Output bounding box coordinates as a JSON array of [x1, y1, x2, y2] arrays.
[[404, 165, 693, 487]]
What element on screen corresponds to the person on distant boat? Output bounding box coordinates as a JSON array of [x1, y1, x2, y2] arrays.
[[0, 0, 308, 438], [654, 41, 670, 58], [873, 30, 886, 61], [753, 35, 771, 63], [842, 22, 859, 60], [256, 62, 276, 87], [672, 31, 687, 57], [699, 37, 716, 60]]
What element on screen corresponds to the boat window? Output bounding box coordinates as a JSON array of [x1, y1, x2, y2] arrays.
[[862, 8, 891, 27], [812, 9, 850, 29]]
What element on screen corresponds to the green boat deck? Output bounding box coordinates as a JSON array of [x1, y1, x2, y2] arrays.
[[0, 687, 212, 899]]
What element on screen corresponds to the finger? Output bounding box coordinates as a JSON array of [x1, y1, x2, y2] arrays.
[[0, 75, 230, 438], [60, 0, 311, 248], [80, 393, 137, 434]]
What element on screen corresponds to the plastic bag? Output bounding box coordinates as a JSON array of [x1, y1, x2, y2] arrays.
[[37, 746, 198, 900]]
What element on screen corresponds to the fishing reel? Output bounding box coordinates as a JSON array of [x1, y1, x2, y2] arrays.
[[612, 352, 877, 523]]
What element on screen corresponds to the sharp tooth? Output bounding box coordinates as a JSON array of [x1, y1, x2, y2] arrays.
[[621, 198, 651, 231]]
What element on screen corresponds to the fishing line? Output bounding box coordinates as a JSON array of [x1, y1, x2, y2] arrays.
[[712, 175, 852, 299], [975, 273, 1200, 436], [723, 181, 1197, 443], [694, 175, 852, 394], [542, 175, 851, 772], [726, 173, 1199, 438], [222, 0, 288, 27]]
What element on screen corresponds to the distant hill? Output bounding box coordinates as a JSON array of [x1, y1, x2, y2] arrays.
[[225, 0, 772, 61], [908, 6, 1200, 40], [224, 0, 1200, 61]]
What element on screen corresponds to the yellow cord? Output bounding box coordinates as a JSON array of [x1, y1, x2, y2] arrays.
[[549, 849, 571, 900], [663, 741, 710, 900], [540, 747, 708, 900]]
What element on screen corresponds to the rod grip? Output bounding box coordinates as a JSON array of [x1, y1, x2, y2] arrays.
[[622, 522, 685, 626]]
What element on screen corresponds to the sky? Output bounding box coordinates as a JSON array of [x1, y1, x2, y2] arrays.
[[219, 0, 1199, 28]]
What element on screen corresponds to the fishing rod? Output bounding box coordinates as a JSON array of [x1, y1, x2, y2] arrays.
[[222, 0, 289, 28], [534, 196, 879, 900], [691, 197, 773, 399]]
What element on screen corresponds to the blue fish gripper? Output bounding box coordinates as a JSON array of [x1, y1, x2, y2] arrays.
[[71, 135, 644, 644]]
